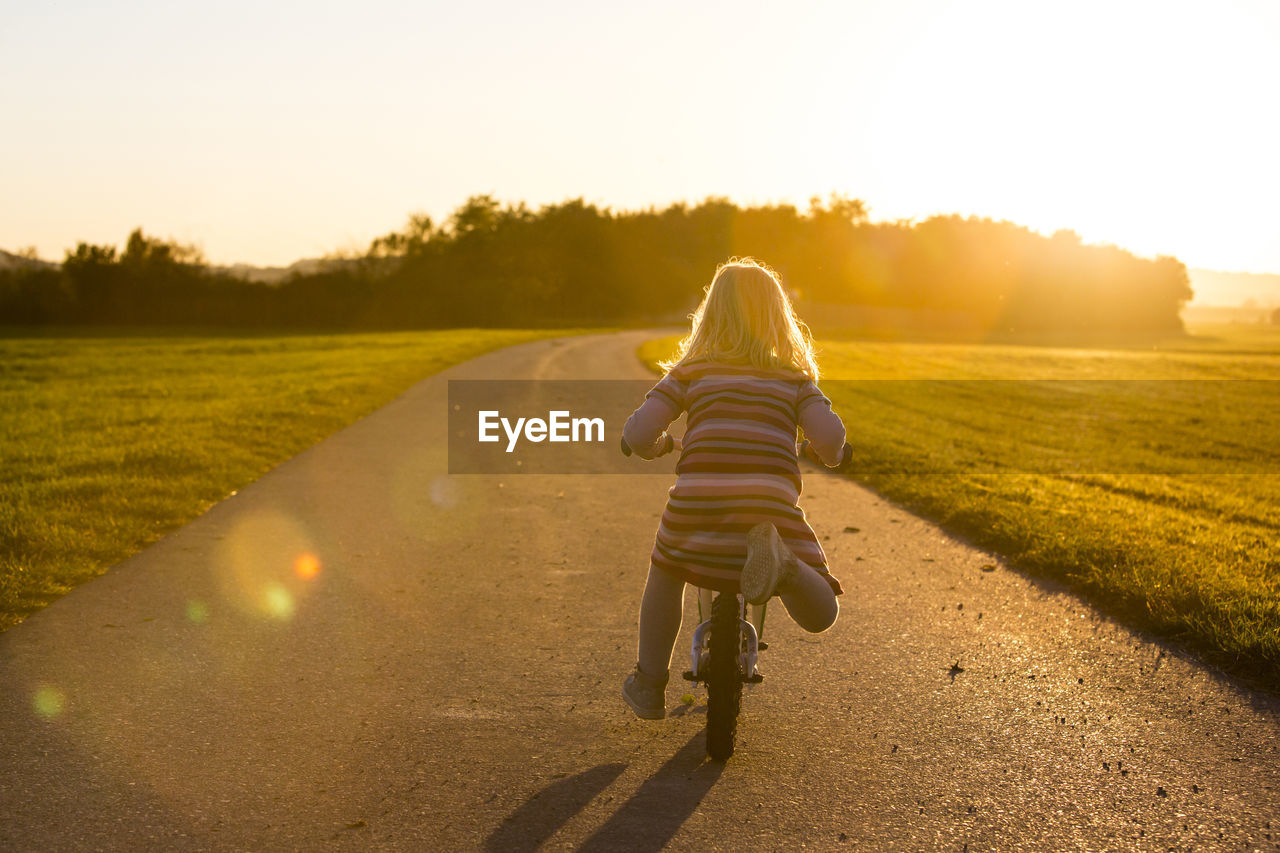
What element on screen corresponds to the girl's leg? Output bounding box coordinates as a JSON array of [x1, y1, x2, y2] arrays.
[[778, 562, 839, 633], [636, 564, 686, 679]]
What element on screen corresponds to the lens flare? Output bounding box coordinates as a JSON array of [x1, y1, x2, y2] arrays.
[[294, 552, 320, 579], [263, 583, 294, 620], [429, 476, 458, 508], [185, 599, 209, 623], [33, 685, 65, 719], [387, 449, 484, 550], [214, 508, 316, 621]]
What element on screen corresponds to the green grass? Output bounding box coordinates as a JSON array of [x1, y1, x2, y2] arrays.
[[638, 324, 1280, 691], [0, 327, 570, 629]]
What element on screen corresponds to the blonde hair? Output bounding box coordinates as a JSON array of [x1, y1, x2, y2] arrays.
[[662, 257, 820, 379]]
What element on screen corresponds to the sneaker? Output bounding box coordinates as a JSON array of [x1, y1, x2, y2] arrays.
[[622, 666, 668, 720], [741, 522, 799, 605]]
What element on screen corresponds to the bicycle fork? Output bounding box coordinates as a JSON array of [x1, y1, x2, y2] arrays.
[[683, 587, 766, 685]]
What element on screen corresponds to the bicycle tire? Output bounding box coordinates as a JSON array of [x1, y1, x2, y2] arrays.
[[705, 591, 742, 761]]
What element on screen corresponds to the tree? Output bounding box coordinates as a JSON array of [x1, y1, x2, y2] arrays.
[[120, 228, 204, 271], [809, 192, 869, 226], [369, 212, 434, 259], [3, 196, 1200, 335], [62, 242, 122, 321], [449, 194, 505, 238]]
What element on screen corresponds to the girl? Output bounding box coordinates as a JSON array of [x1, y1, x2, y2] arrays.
[[621, 257, 849, 720]]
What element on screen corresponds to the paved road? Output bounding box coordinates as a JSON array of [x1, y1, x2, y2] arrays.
[[2, 331, 1278, 851]]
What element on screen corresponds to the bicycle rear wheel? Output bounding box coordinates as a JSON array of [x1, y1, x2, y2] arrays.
[[705, 591, 742, 761]]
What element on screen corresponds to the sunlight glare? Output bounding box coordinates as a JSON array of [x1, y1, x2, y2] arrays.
[[859, 0, 1280, 269]]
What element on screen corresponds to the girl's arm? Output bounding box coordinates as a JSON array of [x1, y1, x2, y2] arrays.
[[622, 391, 682, 460], [798, 382, 847, 467]]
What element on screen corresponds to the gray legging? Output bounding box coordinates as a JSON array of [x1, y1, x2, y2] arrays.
[[635, 562, 839, 680]]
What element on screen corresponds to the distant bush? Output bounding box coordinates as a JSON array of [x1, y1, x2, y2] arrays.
[[0, 196, 1193, 338]]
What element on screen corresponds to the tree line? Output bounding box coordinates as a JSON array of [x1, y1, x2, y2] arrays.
[[0, 194, 1193, 337]]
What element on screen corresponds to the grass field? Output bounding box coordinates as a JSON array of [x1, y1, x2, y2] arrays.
[[0, 327, 568, 629], [639, 323, 1280, 691]]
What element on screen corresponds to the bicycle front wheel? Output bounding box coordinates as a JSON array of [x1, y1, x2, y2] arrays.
[[705, 591, 742, 761]]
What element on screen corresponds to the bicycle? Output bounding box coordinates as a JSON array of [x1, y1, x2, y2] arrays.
[[622, 435, 848, 760]]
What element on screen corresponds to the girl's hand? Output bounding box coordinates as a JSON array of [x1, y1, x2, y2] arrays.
[[798, 439, 821, 465], [799, 439, 854, 471], [836, 441, 853, 470], [623, 433, 681, 458], [656, 433, 682, 457]]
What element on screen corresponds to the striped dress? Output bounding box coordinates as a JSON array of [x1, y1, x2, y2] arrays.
[[623, 359, 845, 592]]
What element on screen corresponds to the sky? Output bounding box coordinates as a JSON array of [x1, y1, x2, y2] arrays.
[[3, 0, 1279, 272]]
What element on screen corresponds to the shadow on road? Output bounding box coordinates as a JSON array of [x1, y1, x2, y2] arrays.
[[483, 731, 722, 852], [577, 731, 723, 852], [483, 763, 627, 853]]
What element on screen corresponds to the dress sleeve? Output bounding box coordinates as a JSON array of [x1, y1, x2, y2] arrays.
[[797, 379, 846, 467], [622, 372, 685, 460]]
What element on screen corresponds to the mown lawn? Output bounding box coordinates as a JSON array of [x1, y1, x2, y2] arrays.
[[639, 324, 1280, 691], [0, 328, 568, 629]]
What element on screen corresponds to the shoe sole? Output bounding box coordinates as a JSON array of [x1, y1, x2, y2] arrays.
[[622, 686, 666, 720], [741, 522, 783, 605]]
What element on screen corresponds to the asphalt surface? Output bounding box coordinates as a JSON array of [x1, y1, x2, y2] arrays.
[[1, 330, 1278, 852]]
